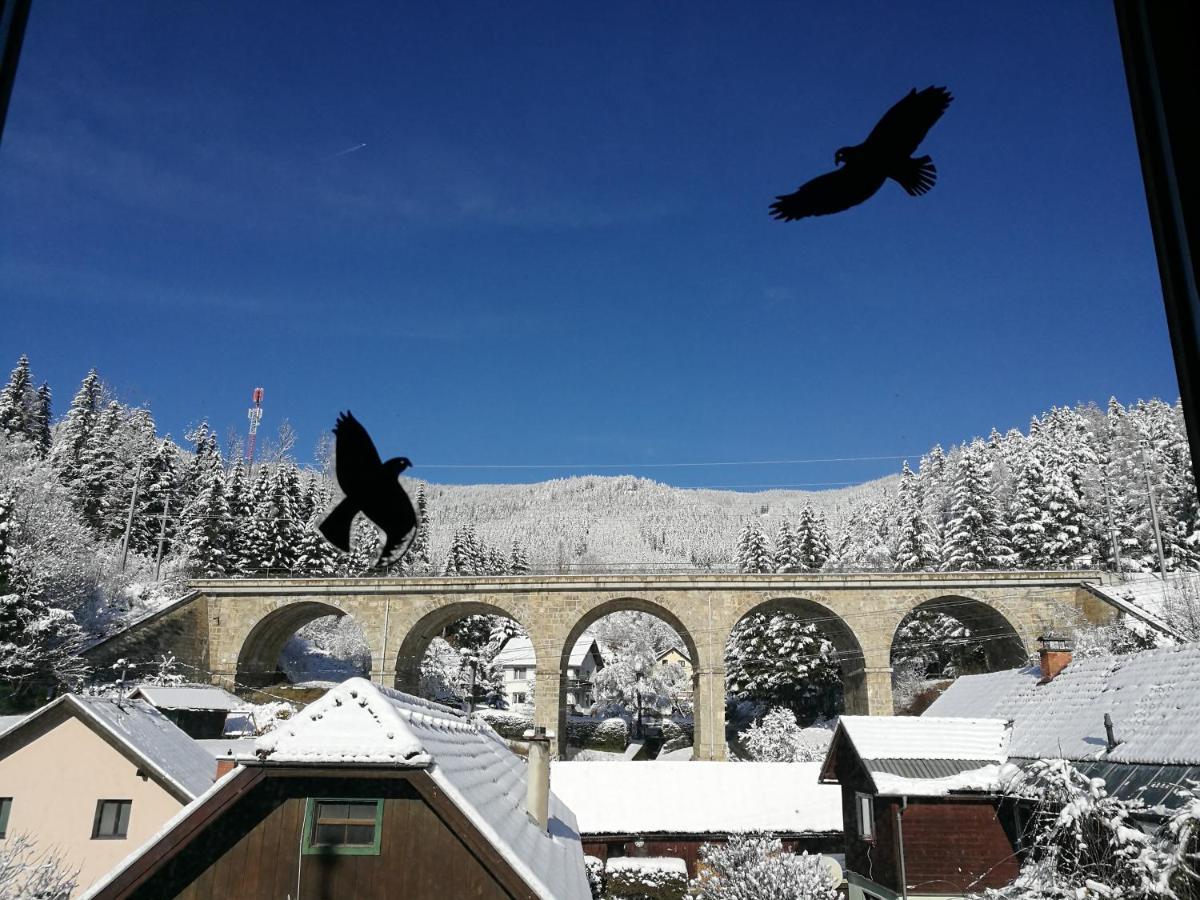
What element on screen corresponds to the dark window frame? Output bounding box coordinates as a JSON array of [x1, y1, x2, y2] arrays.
[[91, 799, 132, 840], [302, 798, 383, 856], [0, 797, 11, 838]]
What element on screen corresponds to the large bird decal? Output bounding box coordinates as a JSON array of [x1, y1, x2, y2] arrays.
[[318, 411, 419, 567], [769, 86, 953, 221]]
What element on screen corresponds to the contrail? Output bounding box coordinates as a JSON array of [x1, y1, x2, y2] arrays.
[[330, 142, 367, 158]]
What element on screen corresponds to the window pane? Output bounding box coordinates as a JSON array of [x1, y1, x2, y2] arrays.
[[316, 801, 348, 822], [99, 802, 118, 834], [116, 801, 131, 836], [0, 798, 11, 837], [347, 803, 377, 822], [314, 823, 345, 845], [344, 824, 375, 845]]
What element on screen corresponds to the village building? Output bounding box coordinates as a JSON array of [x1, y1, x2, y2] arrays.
[[125, 684, 242, 740], [822, 637, 1200, 900], [656, 645, 693, 706], [551, 760, 843, 877], [494, 633, 603, 712], [83, 678, 591, 900], [0, 695, 219, 896]]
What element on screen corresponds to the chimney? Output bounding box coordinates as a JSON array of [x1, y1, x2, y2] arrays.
[[1037, 632, 1074, 683], [215, 757, 238, 780], [523, 727, 552, 831], [1104, 713, 1121, 752]]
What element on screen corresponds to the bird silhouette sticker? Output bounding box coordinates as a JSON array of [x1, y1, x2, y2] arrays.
[[769, 86, 953, 221], [318, 411, 419, 567]]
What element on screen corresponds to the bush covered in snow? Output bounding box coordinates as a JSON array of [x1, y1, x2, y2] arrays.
[[738, 709, 833, 763], [688, 835, 838, 900], [572, 716, 629, 752], [973, 759, 1197, 900], [584, 855, 605, 899], [605, 856, 688, 900]]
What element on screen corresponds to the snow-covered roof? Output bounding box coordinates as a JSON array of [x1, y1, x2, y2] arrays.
[[0, 714, 26, 735], [926, 642, 1200, 766], [196, 737, 259, 759], [834, 716, 1012, 763], [127, 684, 242, 711], [256, 678, 590, 900], [1084, 577, 1184, 639], [494, 633, 598, 669], [822, 716, 1012, 798], [0, 695, 216, 801], [549, 761, 843, 834]]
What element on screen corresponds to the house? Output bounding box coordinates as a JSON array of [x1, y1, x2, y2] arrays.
[[818, 715, 1018, 900], [84, 677, 591, 900], [0, 695, 219, 896], [125, 684, 242, 739], [927, 636, 1200, 817], [551, 760, 843, 876], [494, 633, 604, 712], [656, 646, 693, 705], [821, 636, 1200, 900]]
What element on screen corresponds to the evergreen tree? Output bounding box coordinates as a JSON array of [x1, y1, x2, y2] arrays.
[[895, 462, 938, 571], [0, 355, 36, 443], [404, 483, 431, 574], [178, 467, 231, 576], [795, 506, 832, 570], [774, 520, 801, 573], [223, 457, 253, 573], [31, 383, 51, 458], [443, 527, 475, 576], [50, 369, 101, 486], [942, 443, 1012, 571], [735, 522, 774, 573], [245, 464, 303, 574], [131, 437, 179, 557], [724, 611, 843, 721], [509, 540, 531, 575], [1010, 451, 1054, 568], [293, 480, 340, 576]]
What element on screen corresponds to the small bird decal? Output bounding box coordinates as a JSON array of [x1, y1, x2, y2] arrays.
[[318, 411, 419, 567], [769, 85, 953, 221]]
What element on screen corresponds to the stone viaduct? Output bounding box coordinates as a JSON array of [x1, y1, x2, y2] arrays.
[[86, 571, 1121, 760]]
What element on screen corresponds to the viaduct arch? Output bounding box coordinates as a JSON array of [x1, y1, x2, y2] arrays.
[[87, 572, 1120, 760]]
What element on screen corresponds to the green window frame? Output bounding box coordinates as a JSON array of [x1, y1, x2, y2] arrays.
[[302, 798, 383, 856], [0, 797, 11, 838]]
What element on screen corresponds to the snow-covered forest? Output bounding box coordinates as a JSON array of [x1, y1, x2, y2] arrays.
[[1, 353, 1197, 698]]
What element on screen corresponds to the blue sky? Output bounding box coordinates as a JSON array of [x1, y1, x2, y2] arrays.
[[0, 1, 1178, 489]]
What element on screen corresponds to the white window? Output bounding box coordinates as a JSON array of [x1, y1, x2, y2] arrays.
[[512, 692, 527, 705], [856, 792, 874, 840], [512, 666, 527, 681]]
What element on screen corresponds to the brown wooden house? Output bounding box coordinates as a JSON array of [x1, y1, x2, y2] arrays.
[[818, 715, 1018, 900], [83, 679, 591, 900]]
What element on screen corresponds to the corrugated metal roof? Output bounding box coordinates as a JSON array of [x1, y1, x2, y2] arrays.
[[128, 684, 242, 711], [863, 758, 1000, 780]]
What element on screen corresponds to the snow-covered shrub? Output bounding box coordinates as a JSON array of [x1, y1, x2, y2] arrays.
[[473, 708, 533, 740], [561, 715, 629, 752], [738, 709, 832, 763], [660, 719, 694, 755], [584, 855, 605, 899], [0, 833, 78, 900], [688, 835, 838, 900], [973, 759, 1177, 900], [605, 856, 688, 900], [228, 700, 295, 736]]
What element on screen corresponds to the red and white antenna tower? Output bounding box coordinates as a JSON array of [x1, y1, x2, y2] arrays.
[[246, 387, 264, 466]]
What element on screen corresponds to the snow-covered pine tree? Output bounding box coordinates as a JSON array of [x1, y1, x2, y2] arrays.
[[49, 369, 101, 487], [130, 437, 180, 557], [509, 540, 531, 575], [795, 506, 832, 571], [774, 520, 801, 573], [895, 461, 938, 571], [942, 442, 1012, 571], [31, 383, 51, 458], [0, 355, 37, 444], [292, 480, 340, 576], [405, 483, 431, 573], [1010, 450, 1054, 568], [178, 466, 231, 577], [725, 612, 842, 721], [735, 522, 773, 573], [244, 464, 303, 574]]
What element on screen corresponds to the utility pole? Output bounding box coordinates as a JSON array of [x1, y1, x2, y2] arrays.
[[1141, 446, 1169, 582], [1102, 479, 1123, 575], [119, 461, 143, 573], [154, 495, 171, 580]]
